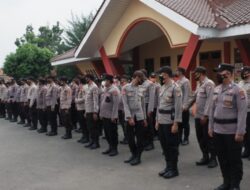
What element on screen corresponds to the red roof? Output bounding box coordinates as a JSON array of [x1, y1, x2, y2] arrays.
[[155, 0, 250, 29]]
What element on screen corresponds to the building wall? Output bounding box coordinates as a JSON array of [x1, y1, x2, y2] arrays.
[[103, 0, 191, 57], [75, 61, 97, 75], [138, 36, 239, 73]]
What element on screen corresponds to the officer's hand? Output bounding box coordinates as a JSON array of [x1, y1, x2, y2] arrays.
[[155, 122, 159, 131], [143, 120, 148, 128], [111, 118, 117, 123], [208, 129, 213, 138], [93, 113, 98, 121], [200, 116, 208, 125], [51, 107, 55, 111], [235, 134, 244, 142], [171, 123, 178, 134], [128, 118, 135, 126]]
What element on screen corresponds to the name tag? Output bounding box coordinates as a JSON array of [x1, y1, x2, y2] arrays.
[[223, 95, 233, 108]]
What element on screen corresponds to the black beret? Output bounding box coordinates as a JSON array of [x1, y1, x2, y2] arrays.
[[214, 63, 235, 72], [241, 66, 250, 72], [177, 67, 186, 74], [194, 66, 207, 74], [157, 66, 173, 77], [103, 74, 114, 82]]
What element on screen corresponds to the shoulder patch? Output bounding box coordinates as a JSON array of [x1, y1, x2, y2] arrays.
[[239, 89, 246, 100]]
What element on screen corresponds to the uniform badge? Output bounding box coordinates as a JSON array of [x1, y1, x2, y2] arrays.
[[239, 90, 246, 100]]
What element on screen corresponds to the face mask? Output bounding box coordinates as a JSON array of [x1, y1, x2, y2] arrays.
[[241, 71, 249, 80], [217, 74, 227, 84], [159, 75, 164, 85], [138, 79, 143, 85]]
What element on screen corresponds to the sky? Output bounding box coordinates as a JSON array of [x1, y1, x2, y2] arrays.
[[0, 0, 103, 68]]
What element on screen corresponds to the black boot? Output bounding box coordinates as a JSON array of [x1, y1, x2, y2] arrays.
[[61, 129, 72, 139], [241, 149, 250, 158], [37, 127, 47, 133], [214, 184, 230, 190], [130, 153, 141, 166], [120, 138, 128, 145], [77, 136, 86, 144], [144, 143, 154, 151], [124, 154, 136, 163], [163, 161, 179, 179], [17, 121, 25, 125], [181, 138, 189, 146], [46, 131, 58, 136], [109, 148, 118, 157], [207, 157, 218, 168], [102, 147, 111, 155], [159, 163, 170, 177], [196, 154, 209, 166], [90, 143, 100, 150]]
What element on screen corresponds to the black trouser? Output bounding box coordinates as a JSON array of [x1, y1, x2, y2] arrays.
[[103, 118, 118, 150], [243, 112, 250, 153], [152, 108, 158, 137], [118, 110, 127, 140], [19, 103, 26, 122], [77, 110, 88, 139], [179, 110, 190, 141], [214, 133, 243, 188], [56, 100, 63, 126], [61, 109, 73, 136], [158, 124, 179, 169], [71, 103, 78, 128], [126, 118, 145, 156], [195, 119, 216, 158], [144, 104, 154, 146], [38, 109, 48, 131], [86, 113, 99, 144], [30, 102, 37, 128], [0, 101, 5, 117], [10, 102, 18, 120], [6, 102, 12, 119], [24, 104, 31, 124], [47, 106, 58, 133]]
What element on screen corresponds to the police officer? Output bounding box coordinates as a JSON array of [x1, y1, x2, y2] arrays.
[[176, 67, 191, 145], [76, 76, 89, 144], [9, 79, 18, 122], [122, 70, 147, 166], [238, 66, 250, 159], [100, 74, 120, 157], [155, 66, 182, 179], [140, 69, 156, 151], [84, 74, 100, 149], [118, 75, 129, 144], [0, 79, 7, 118], [70, 78, 79, 130], [59, 76, 73, 139], [36, 78, 48, 133], [209, 63, 247, 190], [28, 77, 38, 131], [188, 66, 217, 168], [46, 76, 59, 136], [149, 72, 161, 140], [20, 79, 30, 127], [15, 80, 23, 124]]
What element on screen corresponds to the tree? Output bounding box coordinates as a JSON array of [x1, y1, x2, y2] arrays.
[[64, 13, 94, 49], [55, 65, 79, 80], [3, 43, 53, 79]]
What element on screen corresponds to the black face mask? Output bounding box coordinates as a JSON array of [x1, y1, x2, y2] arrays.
[[159, 75, 164, 85], [217, 74, 227, 84], [241, 71, 249, 80], [138, 79, 143, 85]]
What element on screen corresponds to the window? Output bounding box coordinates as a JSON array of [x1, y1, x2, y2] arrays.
[[160, 56, 171, 67], [144, 58, 154, 75], [234, 48, 242, 63]]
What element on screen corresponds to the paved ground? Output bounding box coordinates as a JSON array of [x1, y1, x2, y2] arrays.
[[0, 118, 249, 190]]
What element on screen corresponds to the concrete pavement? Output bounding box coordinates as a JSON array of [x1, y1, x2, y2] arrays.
[[0, 118, 249, 190]]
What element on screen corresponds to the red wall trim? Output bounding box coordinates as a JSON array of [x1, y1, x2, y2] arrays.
[[224, 41, 231, 63], [99, 47, 118, 75]]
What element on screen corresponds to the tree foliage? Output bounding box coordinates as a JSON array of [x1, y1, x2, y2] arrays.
[[64, 13, 94, 49], [4, 43, 53, 79]]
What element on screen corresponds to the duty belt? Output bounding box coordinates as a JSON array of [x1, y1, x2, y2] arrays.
[[159, 109, 172, 114], [214, 118, 237, 124]]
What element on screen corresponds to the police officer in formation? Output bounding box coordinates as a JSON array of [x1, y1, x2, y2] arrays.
[[187, 66, 218, 168], [209, 64, 247, 190], [155, 66, 182, 178], [0, 62, 249, 189]]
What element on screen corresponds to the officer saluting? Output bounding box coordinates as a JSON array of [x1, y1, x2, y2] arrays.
[[155, 66, 182, 179], [238, 66, 250, 159], [209, 63, 247, 190]]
